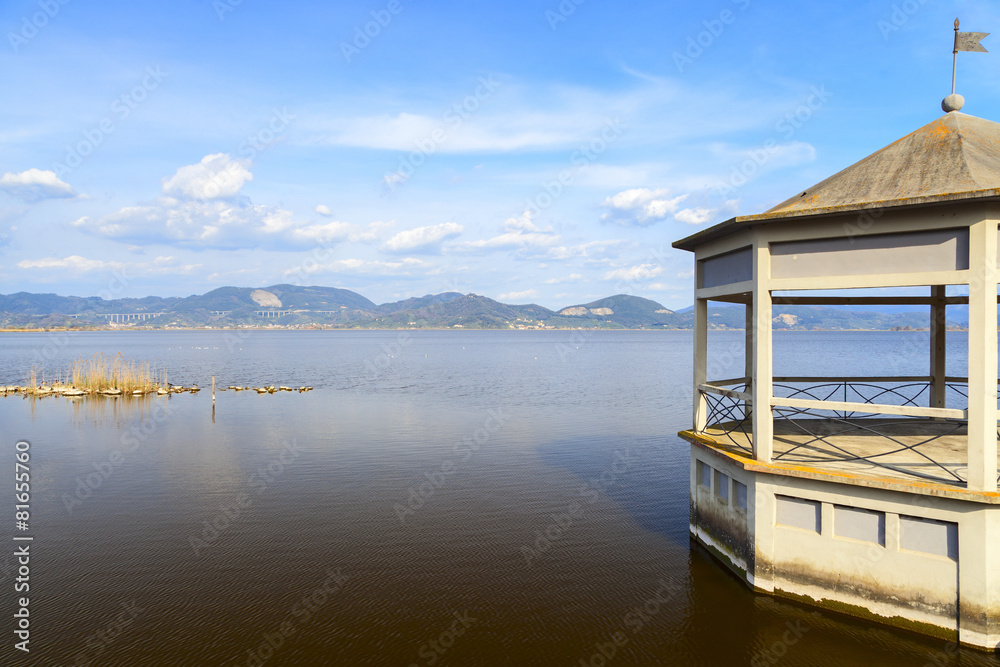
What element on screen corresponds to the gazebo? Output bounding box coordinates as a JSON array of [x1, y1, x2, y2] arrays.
[[674, 101, 1000, 649]]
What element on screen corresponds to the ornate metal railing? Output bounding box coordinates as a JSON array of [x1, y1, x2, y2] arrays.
[[697, 377, 999, 487]]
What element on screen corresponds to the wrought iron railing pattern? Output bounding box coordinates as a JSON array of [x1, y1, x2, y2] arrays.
[[698, 378, 999, 487]]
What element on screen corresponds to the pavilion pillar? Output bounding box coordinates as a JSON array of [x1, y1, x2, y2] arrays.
[[745, 304, 753, 421], [752, 239, 773, 462], [929, 285, 947, 409], [967, 219, 998, 492], [693, 298, 708, 432]]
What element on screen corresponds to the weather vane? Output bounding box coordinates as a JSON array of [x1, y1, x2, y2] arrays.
[[944, 18, 989, 112]]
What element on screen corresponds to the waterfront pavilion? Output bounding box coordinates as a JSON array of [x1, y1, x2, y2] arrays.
[[673, 102, 1000, 649]]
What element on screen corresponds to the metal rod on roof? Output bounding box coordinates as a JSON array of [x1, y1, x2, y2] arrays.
[[952, 18, 960, 95]]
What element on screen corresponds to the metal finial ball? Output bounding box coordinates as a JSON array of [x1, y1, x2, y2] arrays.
[[942, 93, 965, 112]]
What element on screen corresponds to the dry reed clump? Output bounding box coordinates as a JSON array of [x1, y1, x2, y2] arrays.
[[68, 352, 161, 393]]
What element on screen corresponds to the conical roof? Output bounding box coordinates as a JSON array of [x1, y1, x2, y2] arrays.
[[765, 111, 1000, 216], [674, 111, 1000, 251]]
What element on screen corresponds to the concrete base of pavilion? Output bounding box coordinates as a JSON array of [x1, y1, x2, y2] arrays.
[[681, 425, 1000, 651]]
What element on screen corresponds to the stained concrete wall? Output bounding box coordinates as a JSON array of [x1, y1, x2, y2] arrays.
[[690, 446, 1000, 649], [690, 449, 752, 580]]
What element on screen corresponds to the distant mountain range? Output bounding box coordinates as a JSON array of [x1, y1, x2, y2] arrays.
[[0, 285, 969, 330]]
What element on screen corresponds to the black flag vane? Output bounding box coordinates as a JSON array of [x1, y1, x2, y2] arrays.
[[952, 18, 989, 95]]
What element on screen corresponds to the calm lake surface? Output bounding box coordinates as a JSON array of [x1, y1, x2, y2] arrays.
[[0, 329, 997, 666]]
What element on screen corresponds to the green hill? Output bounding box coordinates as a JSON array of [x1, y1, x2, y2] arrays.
[[553, 294, 679, 328], [376, 292, 464, 314], [173, 285, 376, 313], [355, 294, 553, 329]]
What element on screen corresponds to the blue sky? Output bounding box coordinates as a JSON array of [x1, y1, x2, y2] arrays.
[[2, 0, 999, 310]]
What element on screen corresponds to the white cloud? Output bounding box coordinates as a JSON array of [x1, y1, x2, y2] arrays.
[[81, 198, 293, 247], [768, 141, 816, 166], [162, 153, 252, 200], [77, 156, 386, 250], [603, 264, 665, 281], [674, 207, 713, 225], [600, 188, 688, 225], [286, 220, 360, 244], [544, 273, 583, 284], [382, 222, 463, 253], [17, 254, 199, 274], [312, 108, 589, 153], [348, 220, 395, 243], [80, 198, 382, 250], [600, 187, 731, 227], [452, 210, 559, 252], [18, 255, 123, 272], [547, 240, 628, 261], [315, 204, 333, 216], [303, 75, 802, 156], [499, 289, 539, 301], [286, 257, 430, 277], [0, 169, 76, 202]]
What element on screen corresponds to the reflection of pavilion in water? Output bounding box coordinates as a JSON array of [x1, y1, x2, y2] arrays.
[[674, 100, 1000, 649]]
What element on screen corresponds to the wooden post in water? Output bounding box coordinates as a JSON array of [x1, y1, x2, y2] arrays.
[[212, 376, 216, 403]]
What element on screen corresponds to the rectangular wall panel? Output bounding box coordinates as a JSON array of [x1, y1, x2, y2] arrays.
[[900, 515, 958, 560], [776, 495, 821, 533], [834, 505, 885, 545], [699, 246, 753, 288], [771, 228, 969, 279]]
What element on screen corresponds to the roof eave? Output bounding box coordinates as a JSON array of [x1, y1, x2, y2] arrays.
[[672, 188, 1000, 252]]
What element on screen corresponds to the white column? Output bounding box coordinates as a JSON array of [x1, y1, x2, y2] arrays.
[[967, 219, 998, 492], [752, 239, 773, 462], [930, 285, 947, 409], [959, 509, 1000, 647], [693, 298, 708, 432], [745, 304, 753, 421]]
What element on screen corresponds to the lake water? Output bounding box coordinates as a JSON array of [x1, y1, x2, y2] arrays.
[[0, 329, 997, 666]]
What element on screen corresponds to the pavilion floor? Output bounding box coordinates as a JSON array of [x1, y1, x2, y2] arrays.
[[700, 418, 999, 487]]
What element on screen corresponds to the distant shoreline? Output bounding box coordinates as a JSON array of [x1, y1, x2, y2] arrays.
[[0, 326, 973, 333]]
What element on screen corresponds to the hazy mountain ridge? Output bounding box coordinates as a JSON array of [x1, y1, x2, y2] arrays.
[[0, 286, 971, 330]]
